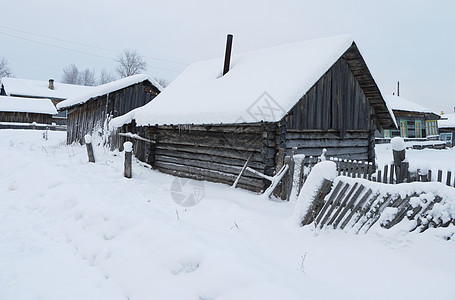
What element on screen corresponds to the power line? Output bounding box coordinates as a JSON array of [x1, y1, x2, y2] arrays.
[[0, 25, 189, 66], [0, 30, 184, 73]]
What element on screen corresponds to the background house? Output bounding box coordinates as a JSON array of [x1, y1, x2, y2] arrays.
[[0, 77, 94, 125], [381, 94, 440, 139], [57, 74, 161, 145], [438, 112, 455, 147], [0, 95, 57, 128], [111, 35, 395, 192]]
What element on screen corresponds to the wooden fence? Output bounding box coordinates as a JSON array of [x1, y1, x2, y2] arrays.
[[300, 177, 455, 234], [328, 158, 455, 188]]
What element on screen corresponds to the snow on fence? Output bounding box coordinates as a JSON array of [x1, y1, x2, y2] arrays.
[[298, 173, 455, 236]]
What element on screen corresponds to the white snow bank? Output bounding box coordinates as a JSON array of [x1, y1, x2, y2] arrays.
[[110, 35, 355, 128], [57, 74, 162, 110], [0, 95, 57, 114], [291, 161, 337, 225]]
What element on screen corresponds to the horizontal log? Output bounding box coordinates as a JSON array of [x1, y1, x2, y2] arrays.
[[154, 161, 264, 192], [154, 148, 265, 169], [154, 144, 262, 161], [155, 131, 263, 151], [155, 155, 264, 180], [286, 138, 368, 149], [285, 130, 369, 140]]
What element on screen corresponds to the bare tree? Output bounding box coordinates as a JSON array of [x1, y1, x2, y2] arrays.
[[114, 49, 147, 77], [154, 77, 170, 88], [62, 64, 79, 84], [99, 69, 116, 84], [0, 57, 13, 78], [78, 68, 96, 86]]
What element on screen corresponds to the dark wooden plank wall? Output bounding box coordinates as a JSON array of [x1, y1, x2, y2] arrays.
[[282, 57, 375, 161], [285, 57, 371, 133], [283, 130, 371, 161], [0, 111, 53, 124], [66, 81, 158, 144]]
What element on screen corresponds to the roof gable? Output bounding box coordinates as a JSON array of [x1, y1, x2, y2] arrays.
[[111, 35, 393, 129]]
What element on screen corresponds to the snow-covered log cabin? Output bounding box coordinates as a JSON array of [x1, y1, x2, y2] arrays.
[[111, 35, 396, 192], [0, 95, 57, 127], [0, 77, 94, 125], [57, 74, 161, 145], [380, 95, 440, 139]]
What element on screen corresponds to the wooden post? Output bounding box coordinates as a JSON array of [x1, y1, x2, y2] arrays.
[[281, 156, 293, 200], [401, 162, 410, 183], [84, 134, 95, 163], [427, 170, 432, 182], [383, 165, 388, 183], [124, 141, 133, 178], [437, 170, 443, 182], [392, 137, 406, 183], [446, 171, 452, 187]]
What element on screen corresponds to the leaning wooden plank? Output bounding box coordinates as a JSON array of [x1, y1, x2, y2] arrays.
[[233, 154, 253, 188], [383, 194, 417, 229], [354, 194, 389, 233], [314, 180, 345, 226], [333, 184, 366, 229], [363, 194, 397, 233], [300, 178, 333, 226], [262, 165, 289, 198], [327, 182, 360, 227], [245, 167, 274, 182], [118, 132, 154, 143], [319, 183, 351, 228], [340, 188, 373, 230]]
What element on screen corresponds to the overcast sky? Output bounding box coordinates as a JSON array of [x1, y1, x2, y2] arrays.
[[1, 0, 454, 113]]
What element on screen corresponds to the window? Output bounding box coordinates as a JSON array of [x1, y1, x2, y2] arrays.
[[383, 129, 392, 138], [400, 120, 408, 138], [415, 120, 422, 138], [426, 120, 438, 136]]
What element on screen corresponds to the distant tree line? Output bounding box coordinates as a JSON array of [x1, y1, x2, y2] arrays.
[[0, 50, 170, 88]]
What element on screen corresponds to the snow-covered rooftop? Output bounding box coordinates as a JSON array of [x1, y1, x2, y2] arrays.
[[384, 95, 438, 116], [112, 35, 363, 127], [0, 96, 57, 114], [1, 77, 94, 100], [438, 113, 455, 128], [57, 74, 162, 110]]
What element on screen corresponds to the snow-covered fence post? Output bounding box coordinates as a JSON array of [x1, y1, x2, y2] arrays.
[[391, 137, 406, 183], [124, 141, 133, 178], [280, 155, 294, 200], [291, 161, 337, 226], [84, 134, 95, 163]]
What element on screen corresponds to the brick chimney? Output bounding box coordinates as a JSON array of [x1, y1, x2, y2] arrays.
[[49, 79, 54, 90]]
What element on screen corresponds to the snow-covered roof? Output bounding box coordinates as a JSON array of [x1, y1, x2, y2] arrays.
[[0, 96, 57, 114], [112, 35, 376, 127], [438, 114, 455, 128], [1, 77, 94, 100], [57, 74, 162, 110], [384, 95, 438, 116]]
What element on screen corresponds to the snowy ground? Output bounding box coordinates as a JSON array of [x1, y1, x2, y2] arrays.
[[1, 129, 455, 300]]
